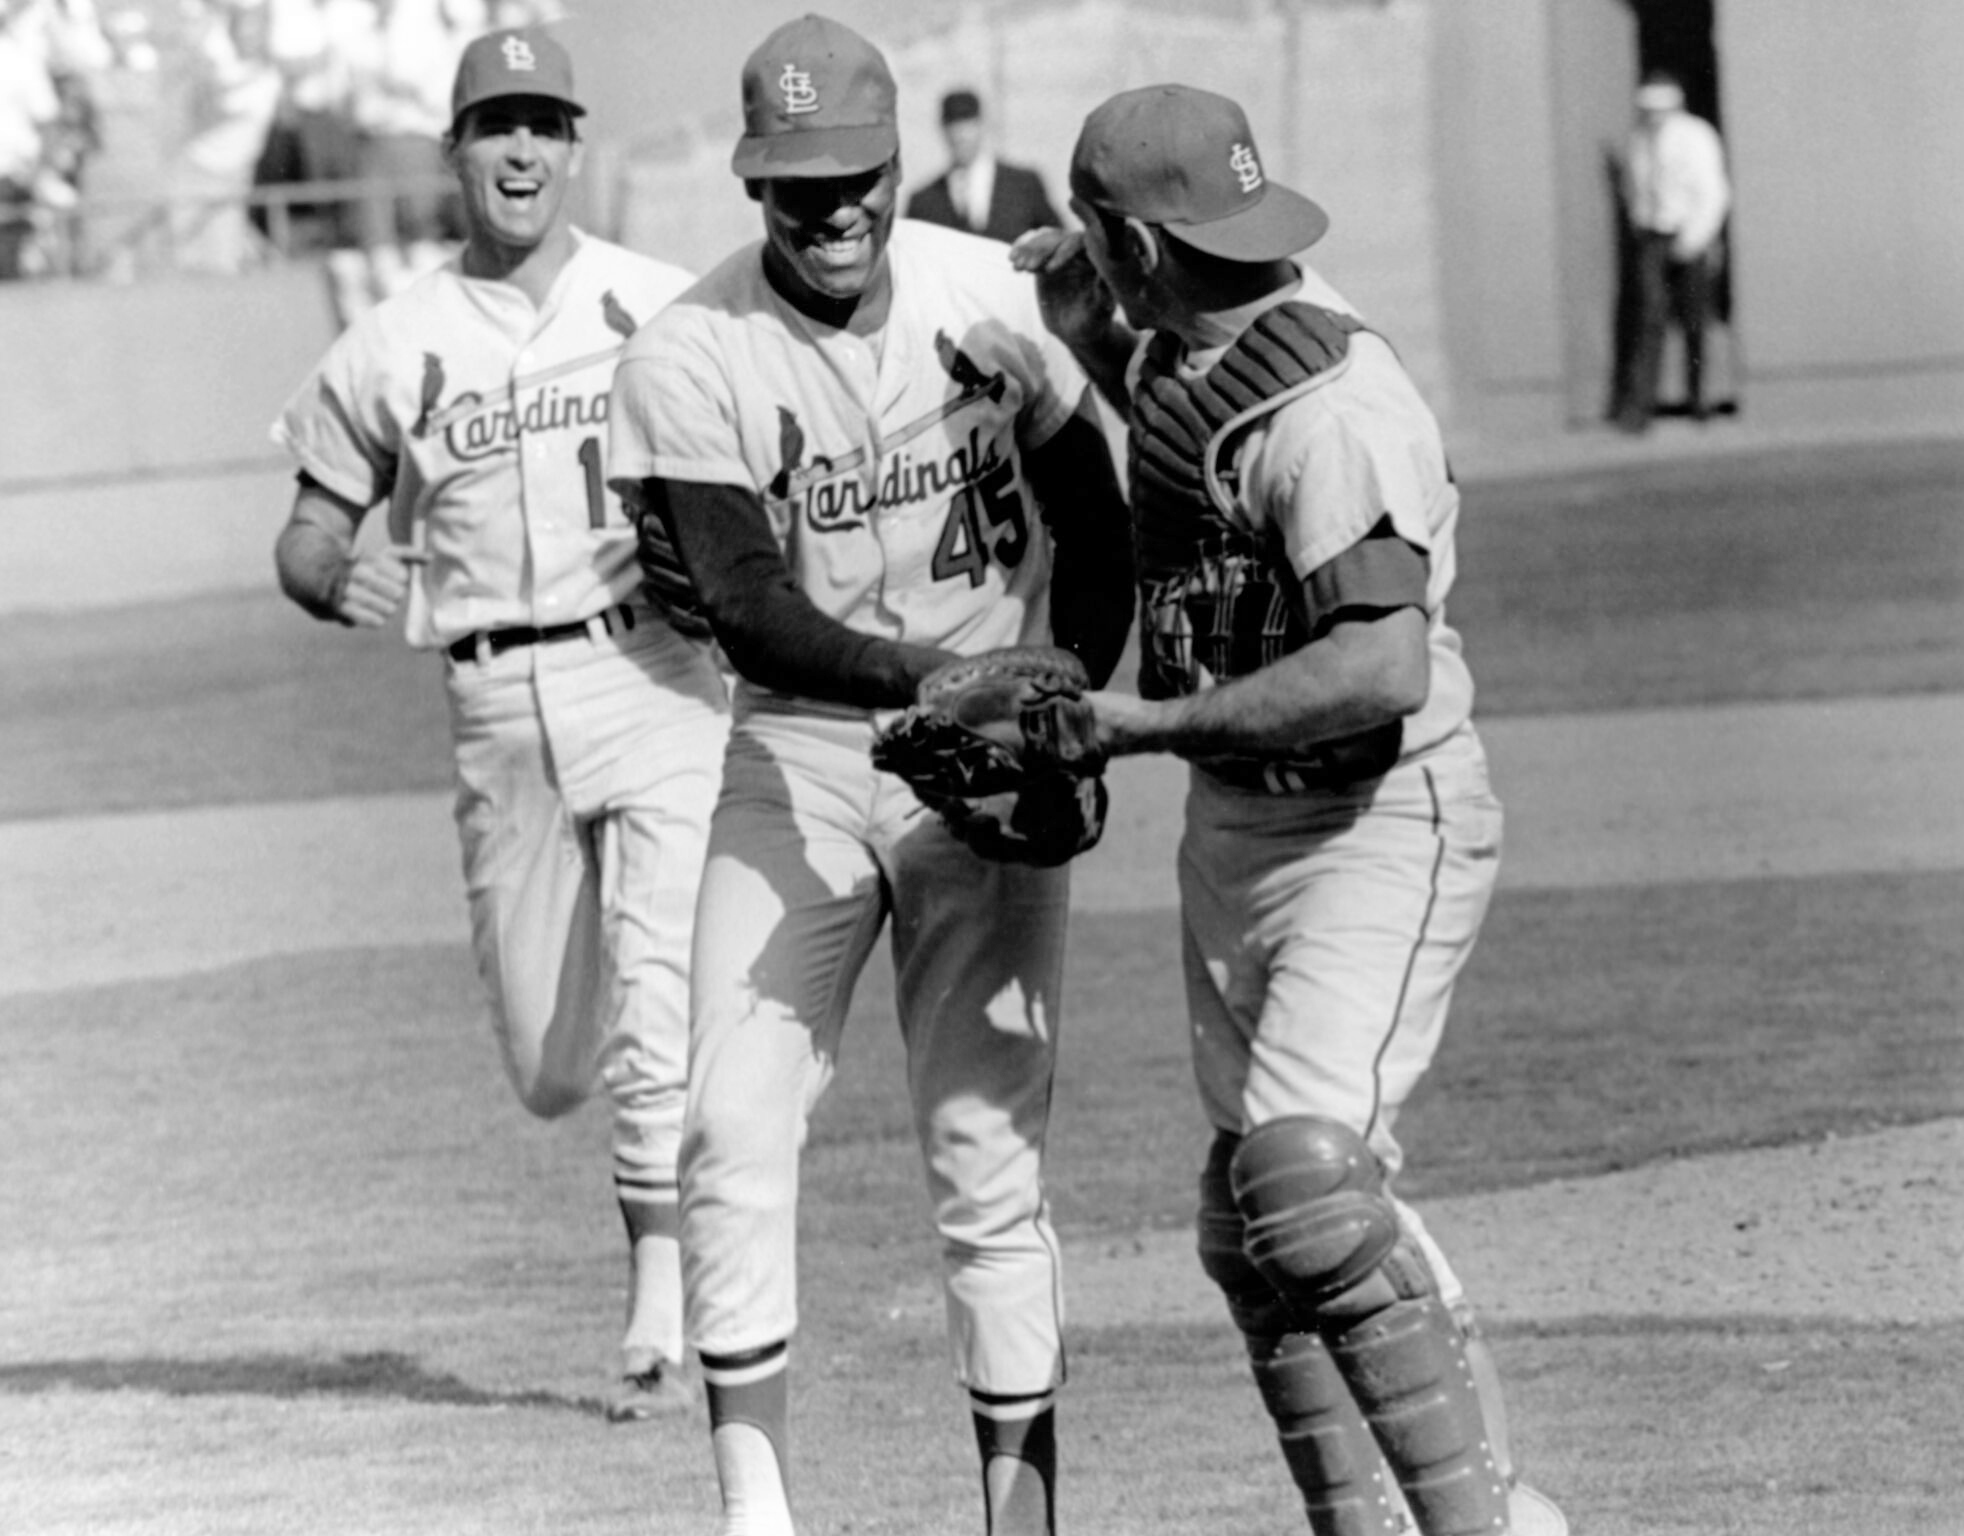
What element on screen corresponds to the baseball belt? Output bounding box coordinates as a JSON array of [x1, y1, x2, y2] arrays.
[[446, 603, 637, 664]]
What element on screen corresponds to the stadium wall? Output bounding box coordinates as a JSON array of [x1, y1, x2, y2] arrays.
[[0, 266, 340, 488], [1716, 0, 1964, 432]]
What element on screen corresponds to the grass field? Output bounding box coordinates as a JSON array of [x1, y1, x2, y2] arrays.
[[2, 436, 1961, 1535]]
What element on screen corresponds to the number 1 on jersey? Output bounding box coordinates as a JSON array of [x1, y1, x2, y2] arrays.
[[579, 435, 608, 529]]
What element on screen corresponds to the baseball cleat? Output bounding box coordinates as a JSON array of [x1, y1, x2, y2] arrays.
[[1509, 1481, 1571, 1535], [606, 1356, 697, 1423]]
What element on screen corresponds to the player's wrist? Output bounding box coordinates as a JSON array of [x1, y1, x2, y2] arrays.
[[1087, 690, 1160, 759]]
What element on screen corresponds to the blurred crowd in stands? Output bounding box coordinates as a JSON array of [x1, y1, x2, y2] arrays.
[[0, 0, 561, 317]]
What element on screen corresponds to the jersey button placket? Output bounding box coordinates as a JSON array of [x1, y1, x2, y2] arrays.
[[837, 346, 895, 631]]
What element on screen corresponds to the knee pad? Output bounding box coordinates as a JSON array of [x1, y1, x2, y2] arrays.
[[1195, 1133, 1295, 1339], [1222, 1123, 1505, 1531], [1228, 1117, 1405, 1313]]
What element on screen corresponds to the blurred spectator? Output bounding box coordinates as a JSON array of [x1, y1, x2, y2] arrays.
[[169, 0, 283, 273], [0, 1, 61, 278], [483, 0, 560, 23], [904, 87, 1058, 244], [346, 0, 470, 297], [258, 0, 369, 254], [21, 3, 112, 186], [99, 3, 157, 71], [1609, 68, 1731, 433]]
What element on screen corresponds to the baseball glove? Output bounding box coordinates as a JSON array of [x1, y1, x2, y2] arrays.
[[871, 645, 1108, 867]]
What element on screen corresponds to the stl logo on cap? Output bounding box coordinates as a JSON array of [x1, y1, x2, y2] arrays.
[[1228, 142, 1263, 195], [779, 63, 819, 116], [501, 34, 537, 72]]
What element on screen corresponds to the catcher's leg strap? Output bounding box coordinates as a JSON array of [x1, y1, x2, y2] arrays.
[[1255, 1330, 1413, 1536], [1230, 1118, 1510, 1536], [1200, 1134, 1405, 1536]]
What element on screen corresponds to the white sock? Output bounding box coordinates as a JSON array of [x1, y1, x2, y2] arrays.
[[622, 1232, 684, 1368], [712, 1422, 794, 1536]]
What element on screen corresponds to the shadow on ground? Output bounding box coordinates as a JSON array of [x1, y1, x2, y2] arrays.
[[0, 1351, 605, 1416]]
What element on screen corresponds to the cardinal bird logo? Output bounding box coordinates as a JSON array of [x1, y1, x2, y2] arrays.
[[934, 330, 1006, 404], [601, 290, 638, 340], [411, 351, 446, 438], [768, 405, 807, 499]]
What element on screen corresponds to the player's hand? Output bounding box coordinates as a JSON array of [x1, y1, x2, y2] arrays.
[[1009, 227, 1117, 351], [332, 544, 421, 628]]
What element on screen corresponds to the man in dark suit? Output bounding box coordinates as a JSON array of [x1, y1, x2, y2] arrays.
[[905, 88, 1060, 244]]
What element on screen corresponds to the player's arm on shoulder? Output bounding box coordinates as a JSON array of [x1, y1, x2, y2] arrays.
[[1009, 226, 1140, 418], [635, 477, 958, 709], [273, 474, 418, 629], [1021, 391, 1134, 687], [1094, 520, 1430, 762]]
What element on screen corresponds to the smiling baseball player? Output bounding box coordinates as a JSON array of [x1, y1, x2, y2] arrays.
[[607, 15, 1134, 1536], [270, 27, 728, 1422]]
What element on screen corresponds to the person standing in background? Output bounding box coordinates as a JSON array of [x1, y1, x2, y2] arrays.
[[905, 86, 1058, 244], [347, 0, 472, 298], [169, 0, 284, 274], [265, 0, 370, 299], [12, 0, 111, 274], [0, 0, 60, 278], [1610, 67, 1730, 433]]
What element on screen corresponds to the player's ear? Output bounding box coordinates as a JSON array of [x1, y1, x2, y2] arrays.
[[1122, 216, 1161, 273], [744, 179, 764, 203], [441, 106, 471, 164]]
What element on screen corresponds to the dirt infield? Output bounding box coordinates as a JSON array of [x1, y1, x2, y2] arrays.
[[1056, 1118, 1963, 1334]]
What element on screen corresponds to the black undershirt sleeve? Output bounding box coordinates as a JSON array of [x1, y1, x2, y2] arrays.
[[640, 477, 955, 710], [1020, 404, 1135, 687]]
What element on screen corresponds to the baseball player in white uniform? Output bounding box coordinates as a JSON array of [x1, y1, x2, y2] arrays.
[[605, 16, 1133, 1536], [270, 27, 728, 1423], [1014, 87, 1569, 1535]]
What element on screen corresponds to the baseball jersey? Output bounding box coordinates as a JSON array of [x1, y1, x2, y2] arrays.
[[607, 219, 1087, 716], [1140, 271, 1475, 764], [273, 231, 695, 651]]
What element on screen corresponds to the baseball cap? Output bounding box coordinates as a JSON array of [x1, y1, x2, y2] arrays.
[[451, 28, 586, 128], [731, 13, 899, 180], [1069, 85, 1328, 262]]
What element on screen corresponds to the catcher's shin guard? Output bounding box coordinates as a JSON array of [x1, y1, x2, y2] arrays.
[[1230, 1119, 1509, 1536], [1199, 1136, 1406, 1536]]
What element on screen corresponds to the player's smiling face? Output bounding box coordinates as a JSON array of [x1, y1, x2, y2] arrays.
[[449, 98, 584, 253], [758, 157, 901, 312]]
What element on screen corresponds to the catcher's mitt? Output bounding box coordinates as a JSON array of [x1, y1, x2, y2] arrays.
[[871, 645, 1108, 867]]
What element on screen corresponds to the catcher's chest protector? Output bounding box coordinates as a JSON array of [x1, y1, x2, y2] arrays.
[[1130, 301, 1365, 702]]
